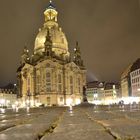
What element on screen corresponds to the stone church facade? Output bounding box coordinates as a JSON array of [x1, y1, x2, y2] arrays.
[[17, 1, 86, 106]]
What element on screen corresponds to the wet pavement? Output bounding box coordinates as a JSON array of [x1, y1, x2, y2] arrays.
[[0, 107, 65, 140], [0, 105, 140, 140], [41, 108, 114, 140]]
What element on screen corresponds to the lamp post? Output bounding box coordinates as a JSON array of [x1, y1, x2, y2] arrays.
[[14, 84, 17, 95]]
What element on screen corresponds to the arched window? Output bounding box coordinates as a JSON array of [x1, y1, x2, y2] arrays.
[[46, 72, 51, 92], [47, 97, 51, 105], [58, 74, 62, 92], [70, 76, 73, 84], [36, 75, 40, 93], [58, 74, 62, 83], [78, 78, 81, 93], [70, 76, 73, 94], [46, 72, 51, 82], [27, 77, 30, 93], [27, 78, 30, 86]]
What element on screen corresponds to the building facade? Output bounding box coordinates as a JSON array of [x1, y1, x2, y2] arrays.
[[17, 1, 86, 107], [86, 81, 104, 104], [86, 81, 120, 105], [104, 83, 120, 104], [120, 58, 140, 104], [0, 84, 17, 108], [121, 65, 132, 98], [130, 58, 140, 97]]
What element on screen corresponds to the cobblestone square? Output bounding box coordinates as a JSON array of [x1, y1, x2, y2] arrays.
[[0, 105, 139, 140]]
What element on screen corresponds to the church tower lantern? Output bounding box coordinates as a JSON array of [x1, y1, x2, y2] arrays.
[[44, 0, 58, 23]]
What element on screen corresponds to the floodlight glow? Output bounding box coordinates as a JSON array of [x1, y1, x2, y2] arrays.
[[66, 98, 73, 106], [113, 90, 116, 94], [137, 88, 140, 91], [93, 94, 98, 98], [12, 104, 16, 109], [6, 100, 10, 104], [26, 100, 30, 104], [121, 97, 140, 104], [0, 108, 5, 114], [0, 99, 5, 104], [93, 100, 102, 105], [30, 100, 34, 106], [34, 101, 41, 107], [15, 101, 19, 105], [75, 99, 81, 105]]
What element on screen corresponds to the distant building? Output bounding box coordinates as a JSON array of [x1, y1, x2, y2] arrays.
[[86, 81, 104, 104], [130, 58, 140, 97], [120, 58, 140, 104], [86, 81, 120, 105], [104, 82, 120, 104], [17, 1, 86, 107], [121, 65, 132, 98], [0, 84, 17, 107]]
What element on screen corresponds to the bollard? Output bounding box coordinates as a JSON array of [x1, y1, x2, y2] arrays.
[[26, 106, 30, 113]]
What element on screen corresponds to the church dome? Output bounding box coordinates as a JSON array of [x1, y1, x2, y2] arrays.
[[34, 26, 69, 56], [34, 1, 69, 57]]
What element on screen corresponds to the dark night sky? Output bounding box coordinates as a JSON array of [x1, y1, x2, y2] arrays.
[[0, 0, 140, 86]]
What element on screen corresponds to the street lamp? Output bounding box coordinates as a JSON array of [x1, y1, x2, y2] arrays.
[[14, 84, 17, 96]]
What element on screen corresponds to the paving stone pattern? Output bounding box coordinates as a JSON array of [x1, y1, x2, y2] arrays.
[[41, 108, 115, 140], [0, 106, 140, 140]]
